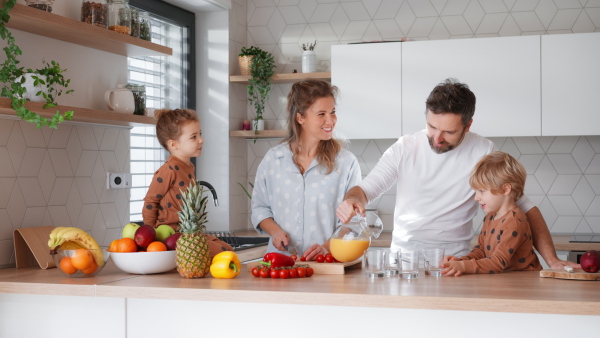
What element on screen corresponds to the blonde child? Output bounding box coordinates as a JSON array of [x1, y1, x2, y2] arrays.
[[142, 109, 232, 257], [442, 151, 542, 276]]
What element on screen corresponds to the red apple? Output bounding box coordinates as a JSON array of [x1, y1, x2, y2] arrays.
[[580, 250, 600, 273], [134, 225, 156, 249], [164, 233, 182, 251]]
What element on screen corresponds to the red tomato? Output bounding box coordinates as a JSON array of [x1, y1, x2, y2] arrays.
[[299, 256, 306, 261], [279, 269, 289, 279], [306, 267, 314, 277], [296, 267, 307, 278], [288, 267, 298, 278], [251, 267, 260, 277], [270, 269, 280, 279], [291, 255, 298, 261], [325, 255, 334, 263], [325, 253, 333, 258], [259, 267, 270, 278], [315, 254, 325, 263]]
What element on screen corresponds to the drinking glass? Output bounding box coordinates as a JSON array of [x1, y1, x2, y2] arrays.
[[400, 249, 419, 279], [422, 248, 445, 277], [362, 248, 387, 278], [385, 249, 400, 276]]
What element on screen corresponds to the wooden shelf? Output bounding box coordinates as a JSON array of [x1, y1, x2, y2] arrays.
[[230, 130, 287, 138], [0, 98, 156, 127], [5, 4, 172, 57], [230, 72, 331, 84]]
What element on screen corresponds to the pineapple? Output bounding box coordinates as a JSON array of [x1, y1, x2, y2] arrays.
[[176, 181, 211, 278]]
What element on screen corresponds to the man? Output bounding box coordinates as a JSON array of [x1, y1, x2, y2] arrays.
[[336, 79, 577, 269]]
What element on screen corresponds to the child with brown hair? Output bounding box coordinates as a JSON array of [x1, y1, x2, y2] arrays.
[[442, 151, 542, 276], [142, 109, 232, 257]]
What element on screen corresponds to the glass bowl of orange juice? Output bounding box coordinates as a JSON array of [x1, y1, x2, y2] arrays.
[[330, 212, 383, 262]]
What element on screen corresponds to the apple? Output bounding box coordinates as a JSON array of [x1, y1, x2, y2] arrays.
[[580, 250, 600, 273], [155, 224, 175, 242], [164, 233, 182, 251], [134, 225, 156, 249], [122, 222, 141, 239]]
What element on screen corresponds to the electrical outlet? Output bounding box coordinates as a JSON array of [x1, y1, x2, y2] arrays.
[[106, 172, 132, 189]]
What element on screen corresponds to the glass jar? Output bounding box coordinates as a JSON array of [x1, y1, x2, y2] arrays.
[[130, 8, 139, 38], [107, 0, 131, 35], [81, 0, 108, 28], [138, 11, 151, 41], [25, 0, 54, 12], [125, 84, 146, 115]]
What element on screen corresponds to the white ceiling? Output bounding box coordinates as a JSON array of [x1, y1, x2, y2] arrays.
[[162, 0, 230, 12]]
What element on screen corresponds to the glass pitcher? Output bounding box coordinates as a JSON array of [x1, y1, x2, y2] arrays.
[[330, 212, 383, 262]]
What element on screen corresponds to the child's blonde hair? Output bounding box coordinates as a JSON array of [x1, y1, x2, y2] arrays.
[[154, 109, 199, 151], [469, 151, 526, 201]]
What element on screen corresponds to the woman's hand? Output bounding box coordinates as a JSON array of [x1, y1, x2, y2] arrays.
[[303, 244, 328, 261], [271, 230, 291, 251]]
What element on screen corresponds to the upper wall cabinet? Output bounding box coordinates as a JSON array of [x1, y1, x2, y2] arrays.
[[542, 32, 600, 136], [402, 36, 541, 137], [331, 42, 402, 139]]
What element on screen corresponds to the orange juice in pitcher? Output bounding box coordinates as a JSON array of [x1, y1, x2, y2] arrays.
[[329, 212, 383, 262]]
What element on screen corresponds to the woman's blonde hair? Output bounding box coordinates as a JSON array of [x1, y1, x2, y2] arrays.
[[154, 109, 199, 151], [284, 79, 342, 174], [469, 151, 526, 201]]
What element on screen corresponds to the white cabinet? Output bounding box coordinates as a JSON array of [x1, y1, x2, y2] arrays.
[[541, 32, 600, 136], [402, 36, 541, 137], [331, 42, 402, 139]]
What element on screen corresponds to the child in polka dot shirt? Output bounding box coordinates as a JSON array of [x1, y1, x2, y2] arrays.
[[142, 109, 232, 257], [442, 151, 542, 276]]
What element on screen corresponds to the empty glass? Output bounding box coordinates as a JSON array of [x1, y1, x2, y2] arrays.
[[362, 248, 387, 278], [385, 249, 400, 276], [400, 249, 419, 279], [423, 248, 445, 277]]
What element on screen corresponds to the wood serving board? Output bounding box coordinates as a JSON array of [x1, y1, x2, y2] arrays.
[[540, 269, 600, 281], [246, 259, 362, 275]]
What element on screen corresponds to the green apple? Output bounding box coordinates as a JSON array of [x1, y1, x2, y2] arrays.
[[155, 224, 175, 242], [122, 222, 141, 239]]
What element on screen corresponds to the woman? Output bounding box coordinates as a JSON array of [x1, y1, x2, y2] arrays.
[[251, 79, 361, 260]]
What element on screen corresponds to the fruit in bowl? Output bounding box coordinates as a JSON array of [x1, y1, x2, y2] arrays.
[[110, 250, 177, 274], [52, 248, 110, 278]]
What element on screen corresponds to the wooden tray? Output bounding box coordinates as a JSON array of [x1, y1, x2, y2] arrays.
[[540, 269, 600, 281], [247, 259, 362, 275]]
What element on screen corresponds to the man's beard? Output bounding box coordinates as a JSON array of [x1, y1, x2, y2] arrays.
[[427, 131, 466, 154]]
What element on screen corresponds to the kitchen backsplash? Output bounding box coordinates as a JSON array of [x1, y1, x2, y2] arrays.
[[234, 0, 600, 234], [0, 118, 131, 267]]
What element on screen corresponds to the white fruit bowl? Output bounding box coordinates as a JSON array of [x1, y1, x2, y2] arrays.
[[110, 251, 176, 274]]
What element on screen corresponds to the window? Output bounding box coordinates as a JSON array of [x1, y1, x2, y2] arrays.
[[127, 0, 195, 222]]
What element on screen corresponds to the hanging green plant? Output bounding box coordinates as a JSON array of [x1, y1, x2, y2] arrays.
[[0, 0, 74, 129], [245, 46, 275, 135]]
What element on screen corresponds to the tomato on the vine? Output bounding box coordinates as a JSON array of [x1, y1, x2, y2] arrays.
[[251, 267, 260, 277], [270, 269, 280, 278], [325, 255, 334, 263], [279, 269, 289, 279], [289, 267, 298, 278], [299, 255, 306, 261], [296, 267, 307, 278], [315, 254, 325, 263], [259, 267, 270, 278], [306, 267, 314, 277]]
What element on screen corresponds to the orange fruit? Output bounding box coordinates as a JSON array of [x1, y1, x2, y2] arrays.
[[147, 241, 167, 252], [81, 259, 98, 275], [108, 239, 119, 252], [59, 256, 77, 274], [71, 249, 93, 270], [116, 238, 137, 253]]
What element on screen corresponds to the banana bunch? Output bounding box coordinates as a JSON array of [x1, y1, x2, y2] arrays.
[[48, 227, 104, 266]]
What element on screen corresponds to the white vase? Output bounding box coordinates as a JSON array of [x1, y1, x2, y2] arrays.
[[302, 50, 317, 73], [17, 73, 48, 103], [253, 119, 264, 131]]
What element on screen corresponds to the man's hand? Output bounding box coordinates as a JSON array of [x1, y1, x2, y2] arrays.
[[336, 199, 364, 224], [550, 260, 581, 270]]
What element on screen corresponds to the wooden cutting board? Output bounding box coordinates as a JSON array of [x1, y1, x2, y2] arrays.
[[246, 259, 362, 275], [540, 269, 600, 281]]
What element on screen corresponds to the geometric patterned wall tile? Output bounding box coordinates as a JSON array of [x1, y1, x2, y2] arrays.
[[395, 2, 417, 36], [0, 119, 14, 146], [573, 177, 595, 213], [22, 206, 45, 228], [374, 0, 403, 20], [18, 178, 45, 208], [499, 138, 522, 158], [539, 197, 559, 226], [535, 136, 554, 152], [572, 136, 595, 172], [547, 135, 578, 153], [48, 177, 73, 206], [586, 154, 600, 174], [518, 154, 544, 173], [48, 205, 71, 227], [99, 128, 120, 151], [575, 218, 593, 234], [535, 157, 558, 193], [66, 129, 83, 173], [0, 178, 15, 209], [549, 9, 582, 30], [548, 195, 582, 215], [77, 204, 97, 231], [477, 13, 509, 34], [341, 2, 371, 21], [513, 137, 544, 154], [77, 126, 99, 150], [49, 148, 74, 177], [512, 11, 545, 31], [587, 136, 600, 153], [535, 0, 558, 28], [7, 124, 26, 174], [587, 175, 600, 194], [586, 196, 600, 216], [552, 216, 582, 233], [66, 182, 83, 226], [20, 122, 47, 148], [0, 209, 12, 240], [17, 148, 45, 177], [38, 152, 55, 203], [75, 177, 98, 204], [47, 125, 72, 149], [548, 175, 580, 195], [586, 216, 600, 232], [0, 148, 16, 177], [548, 154, 581, 174], [525, 175, 546, 195]]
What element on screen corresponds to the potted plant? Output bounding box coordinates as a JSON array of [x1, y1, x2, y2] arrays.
[[238, 46, 261, 76], [245, 46, 275, 134], [0, 0, 74, 129]]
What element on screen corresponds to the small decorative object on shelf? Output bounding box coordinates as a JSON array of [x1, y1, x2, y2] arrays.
[[242, 120, 251, 130], [301, 40, 317, 73], [238, 46, 261, 76], [81, 0, 108, 28], [244, 46, 275, 140], [138, 10, 151, 41], [130, 8, 139, 38], [107, 0, 131, 35], [125, 83, 146, 115], [25, 0, 54, 12]]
